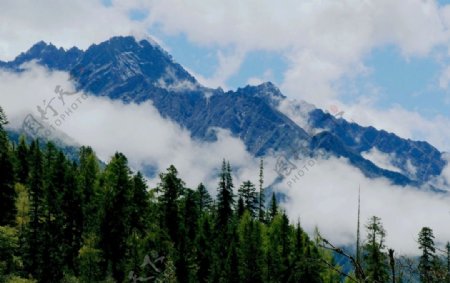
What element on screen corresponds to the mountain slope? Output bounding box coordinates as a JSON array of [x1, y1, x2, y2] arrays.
[[0, 36, 446, 188]]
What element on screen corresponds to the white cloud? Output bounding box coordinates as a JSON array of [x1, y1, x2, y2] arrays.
[[190, 49, 246, 90], [361, 147, 402, 173], [0, 64, 279, 193], [279, 155, 450, 255], [0, 0, 146, 60], [2, 0, 450, 257], [247, 69, 274, 86], [1, 48, 450, 257], [118, 0, 449, 103]]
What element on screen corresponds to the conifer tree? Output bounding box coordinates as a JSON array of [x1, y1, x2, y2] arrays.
[[363, 216, 389, 283], [238, 180, 258, 217], [196, 183, 212, 212], [130, 172, 150, 234], [237, 211, 263, 283], [78, 146, 100, 234], [268, 192, 278, 222], [24, 140, 44, 279], [0, 106, 16, 226], [15, 135, 29, 184], [418, 227, 441, 283], [195, 214, 213, 283], [216, 160, 234, 229], [99, 152, 133, 282], [157, 165, 184, 243], [258, 158, 265, 222]]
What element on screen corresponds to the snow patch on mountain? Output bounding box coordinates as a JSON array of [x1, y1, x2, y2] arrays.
[[361, 147, 402, 174], [278, 98, 317, 134], [156, 66, 199, 92]]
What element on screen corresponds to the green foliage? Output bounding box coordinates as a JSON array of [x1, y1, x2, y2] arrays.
[[0, 115, 16, 226], [4, 276, 36, 283], [363, 216, 389, 283], [0, 107, 437, 283], [216, 160, 234, 230], [99, 152, 133, 282], [0, 226, 19, 280], [418, 227, 445, 283], [268, 192, 278, 222], [78, 235, 103, 283], [238, 181, 258, 218]]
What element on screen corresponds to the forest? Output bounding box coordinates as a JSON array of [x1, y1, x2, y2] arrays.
[[0, 105, 448, 283]]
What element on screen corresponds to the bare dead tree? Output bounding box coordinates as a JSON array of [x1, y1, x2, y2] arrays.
[[318, 234, 367, 282], [388, 249, 395, 283]]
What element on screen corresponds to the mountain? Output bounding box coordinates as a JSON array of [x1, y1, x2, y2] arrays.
[[0, 36, 446, 189]]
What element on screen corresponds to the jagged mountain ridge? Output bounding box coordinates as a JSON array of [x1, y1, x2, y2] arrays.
[[0, 36, 446, 188]]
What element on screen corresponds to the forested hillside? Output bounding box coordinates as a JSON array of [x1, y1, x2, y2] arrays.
[[0, 105, 448, 283]]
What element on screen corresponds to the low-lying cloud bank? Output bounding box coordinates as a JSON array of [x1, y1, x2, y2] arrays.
[[1, 64, 450, 255], [0, 63, 278, 191], [279, 155, 450, 256]]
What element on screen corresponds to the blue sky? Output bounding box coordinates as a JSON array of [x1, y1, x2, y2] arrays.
[[148, 21, 449, 120], [121, 0, 450, 150], [2, 0, 450, 150]]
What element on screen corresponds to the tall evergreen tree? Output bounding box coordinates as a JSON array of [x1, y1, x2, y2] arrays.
[[99, 152, 133, 282], [15, 135, 29, 184], [238, 180, 258, 217], [356, 186, 362, 281], [418, 227, 441, 283], [237, 211, 263, 283], [258, 158, 265, 222], [157, 165, 184, 243], [363, 216, 389, 283], [78, 146, 100, 234], [196, 183, 212, 213], [130, 172, 150, 234], [268, 192, 278, 222], [195, 213, 213, 283], [0, 106, 16, 226], [60, 159, 83, 273], [216, 160, 234, 229], [24, 140, 44, 279]]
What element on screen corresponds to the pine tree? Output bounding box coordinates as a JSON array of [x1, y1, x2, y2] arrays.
[[39, 143, 66, 282], [418, 227, 440, 283], [0, 106, 16, 226], [363, 216, 389, 283], [130, 172, 150, 234], [78, 235, 103, 283], [238, 180, 258, 217], [196, 183, 212, 213], [195, 214, 213, 283], [237, 211, 263, 283], [15, 135, 29, 184], [216, 160, 234, 229], [60, 159, 83, 273], [258, 158, 265, 222], [237, 196, 245, 217], [78, 146, 100, 234], [157, 165, 184, 243], [99, 152, 133, 282], [23, 140, 44, 279], [266, 212, 292, 282], [356, 186, 362, 281], [177, 188, 199, 282], [268, 192, 278, 222]]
